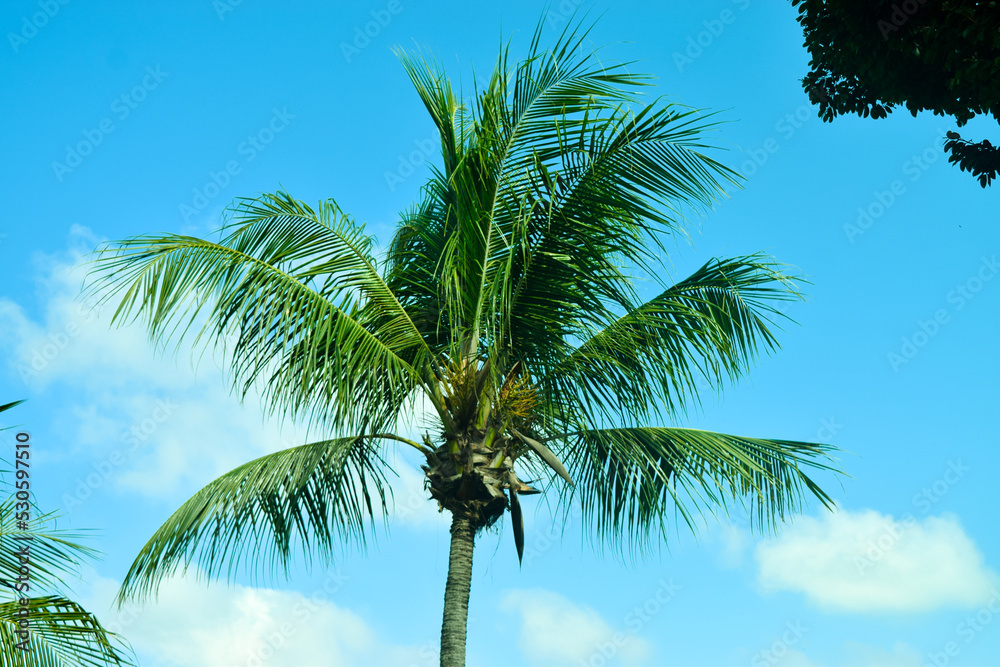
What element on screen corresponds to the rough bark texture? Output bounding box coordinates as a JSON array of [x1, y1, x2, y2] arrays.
[[424, 435, 512, 529], [439, 512, 475, 667]]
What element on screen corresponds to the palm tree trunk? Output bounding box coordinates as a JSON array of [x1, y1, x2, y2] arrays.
[[440, 512, 475, 667]]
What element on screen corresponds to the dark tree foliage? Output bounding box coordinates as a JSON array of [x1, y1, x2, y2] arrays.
[[792, 0, 1000, 187]]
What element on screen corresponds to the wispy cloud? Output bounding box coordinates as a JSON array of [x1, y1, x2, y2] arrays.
[[755, 508, 998, 613], [501, 588, 652, 665], [81, 569, 435, 667], [0, 227, 444, 520]]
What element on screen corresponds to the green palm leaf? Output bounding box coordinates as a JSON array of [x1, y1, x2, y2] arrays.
[[497, 105, 741, 371], [85, 193, 440, 434], [538, 255, 800, 426], [0, 401, 135, 666], [116, 436, 394, 603], [558, 427, 838, 552], [0, 401, 26, 417], [0, 501, 98, 596], [393, 20, 649, 366], [0, 597, 134, 667]]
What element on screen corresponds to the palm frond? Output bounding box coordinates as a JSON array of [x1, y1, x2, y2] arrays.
[[556, 427, 838, 553], [498, 104, 741, 371], [85, 192, 435, 434], [116, 436, 393, 604], [393, 49, 462, 181], [392, 18, 649, 367], [0, 401, 26, 418], [0, 499, 98, 596], [0, 597, 135, 667], [537, 255, 801, 426], [385, 179, 454, 355], [0, 401, 136, 666]]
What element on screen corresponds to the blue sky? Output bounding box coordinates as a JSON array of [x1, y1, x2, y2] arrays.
[[2, 1, 999, 665]]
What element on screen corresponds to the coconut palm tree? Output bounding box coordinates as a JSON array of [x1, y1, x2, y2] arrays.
[[0, 400, 135, 666], [86, 20, 840, 667]]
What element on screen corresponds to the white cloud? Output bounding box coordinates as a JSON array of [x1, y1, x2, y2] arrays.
[[752, 641, 923, 667], [770, 649, 821, 667], [2, 226, 191, 393], [2, 228, 293, 495], [501, 589, 652, 665], [747, 642, 923, 667], [755, 508, 999, 613], [82, 571, 436, 667], [841, 641, 923, 667], [2, 227, 447, 520], [706, 519, 751, 569]]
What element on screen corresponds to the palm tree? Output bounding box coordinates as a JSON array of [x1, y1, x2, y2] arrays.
[[86, 20, 840, 667], [0, 400, 135, 666]]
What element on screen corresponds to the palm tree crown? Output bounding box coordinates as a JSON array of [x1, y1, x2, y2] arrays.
[[87, 19, 840, 667]]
